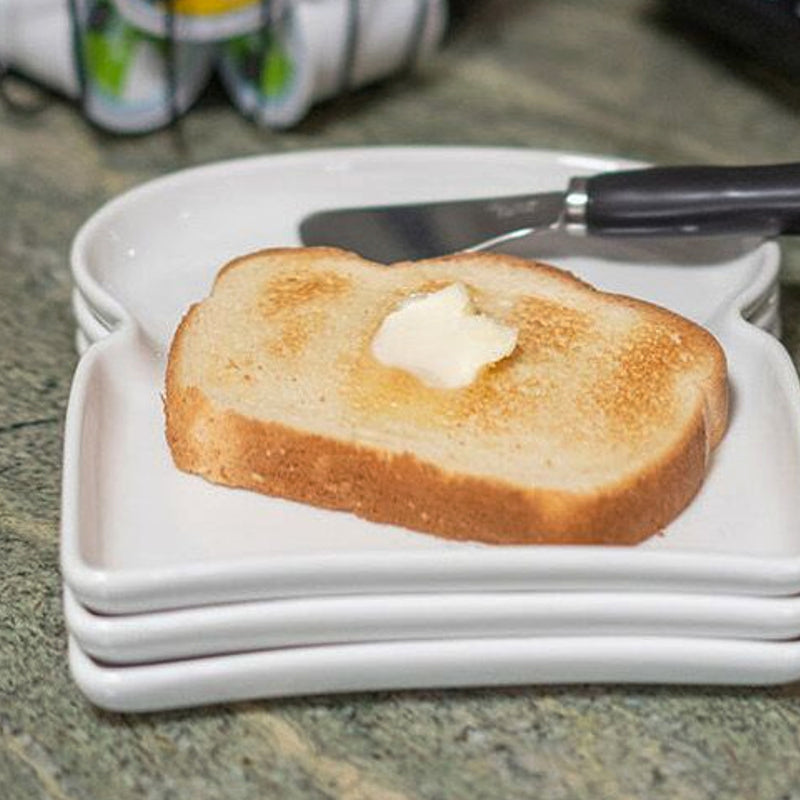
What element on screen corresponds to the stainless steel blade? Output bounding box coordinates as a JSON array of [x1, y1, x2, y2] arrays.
[[299, 192, 566, 263]]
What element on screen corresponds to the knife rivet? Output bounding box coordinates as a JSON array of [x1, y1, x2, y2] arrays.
[[564, 176, 589, 235]]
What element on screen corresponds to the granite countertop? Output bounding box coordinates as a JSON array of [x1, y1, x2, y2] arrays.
[[3, 0, 800, 797]]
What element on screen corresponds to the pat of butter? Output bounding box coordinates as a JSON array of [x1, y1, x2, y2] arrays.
[[371, 283, 518, 389]]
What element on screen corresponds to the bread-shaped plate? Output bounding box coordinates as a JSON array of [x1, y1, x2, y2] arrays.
[[63, 147, 800, 614]]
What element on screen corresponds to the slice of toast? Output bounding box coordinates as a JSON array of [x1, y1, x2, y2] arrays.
[[165, 247, 727, 545]]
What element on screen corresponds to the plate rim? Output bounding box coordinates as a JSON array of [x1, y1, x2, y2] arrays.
[[63, 582, 800, 667], [67, 633, 800, 712], [70, 145, 647, 323]]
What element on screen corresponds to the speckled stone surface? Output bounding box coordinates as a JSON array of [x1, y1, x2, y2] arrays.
[[2, 1, 800, 797]]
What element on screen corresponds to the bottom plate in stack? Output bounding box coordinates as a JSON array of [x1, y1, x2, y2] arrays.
[[69, 633, 800, 713]]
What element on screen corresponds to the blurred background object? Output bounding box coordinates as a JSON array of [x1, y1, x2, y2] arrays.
[[0, 0, 448, 132]]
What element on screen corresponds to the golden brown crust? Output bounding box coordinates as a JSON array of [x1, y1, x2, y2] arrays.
[[213, 246, 373, 288], [165, 247, 728, 546], [166, 381, 709, 545]]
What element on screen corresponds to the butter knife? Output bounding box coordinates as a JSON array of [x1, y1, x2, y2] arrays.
[[299, 162, 800, 262]]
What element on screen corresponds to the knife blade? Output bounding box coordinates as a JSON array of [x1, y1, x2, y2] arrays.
[[299, 163, 800, 263]]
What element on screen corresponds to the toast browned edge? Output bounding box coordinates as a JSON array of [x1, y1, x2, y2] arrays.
[[164, 247, 728, 546]]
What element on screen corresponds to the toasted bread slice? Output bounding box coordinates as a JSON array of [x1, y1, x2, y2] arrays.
[[165, 247, 727, 545]]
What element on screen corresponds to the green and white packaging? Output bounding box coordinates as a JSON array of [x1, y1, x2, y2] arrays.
[[218, 0, 448, 128], [0, 0, 215, 133], [0, 0, 448, 132], [217, 4, 315, 129]]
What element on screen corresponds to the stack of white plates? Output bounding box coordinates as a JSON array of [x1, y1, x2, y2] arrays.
[[63, 147, 800, 713]]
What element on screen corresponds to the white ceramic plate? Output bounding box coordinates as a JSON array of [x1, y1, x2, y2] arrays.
[[63, 147, 800, 614], [75, 328, 91, 358], [71, 290, 109, 345], [63, 583, 800, 666], [68, 633, 800, 712], [746, 285, 781, 337]]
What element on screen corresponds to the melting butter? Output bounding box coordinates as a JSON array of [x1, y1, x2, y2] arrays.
[[371, 283, 518, 389]]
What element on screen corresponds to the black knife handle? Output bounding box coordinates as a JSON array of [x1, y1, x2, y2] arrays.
[[582, 163, 800, 236]]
